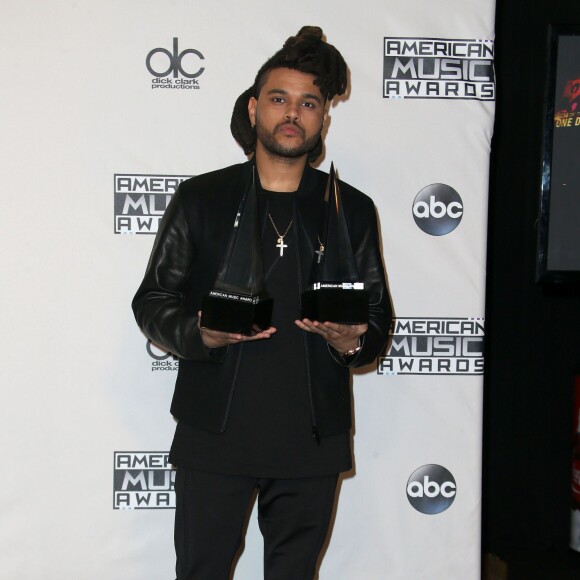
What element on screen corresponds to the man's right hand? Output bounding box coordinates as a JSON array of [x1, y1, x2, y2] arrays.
[[197, 311, 277, 348]]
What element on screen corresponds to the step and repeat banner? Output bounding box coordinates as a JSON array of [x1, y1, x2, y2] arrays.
[[1, 1, 494, 578]]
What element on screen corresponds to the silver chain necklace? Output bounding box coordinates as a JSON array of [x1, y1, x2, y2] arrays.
[[268, 213, 293, 257]]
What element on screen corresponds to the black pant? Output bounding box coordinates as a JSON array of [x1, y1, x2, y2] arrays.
[[174, 468, 338, 580]]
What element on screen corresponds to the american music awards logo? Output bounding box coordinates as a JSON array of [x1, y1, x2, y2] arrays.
[[378, 317, 484, 375], [114, 173, 191, 234], [146, 37, 205, 90], [113, 452, 175, 510], [383, 37, 495, 100]]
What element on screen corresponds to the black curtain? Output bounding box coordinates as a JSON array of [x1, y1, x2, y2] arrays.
[[484, 0, 580, 555]]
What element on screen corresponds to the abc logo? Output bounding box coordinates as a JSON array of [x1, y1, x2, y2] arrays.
[[412, 184, 463, 236], [406, 464, 457, 514], [146, 38, 205, 79]]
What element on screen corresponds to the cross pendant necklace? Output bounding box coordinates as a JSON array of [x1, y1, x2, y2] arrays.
[[268, 213, 293, 257], [276, 237, 288, 257], [316, 236, 325, 263]]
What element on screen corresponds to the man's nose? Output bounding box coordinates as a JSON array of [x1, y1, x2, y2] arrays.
[[284, 103, 300, 122]]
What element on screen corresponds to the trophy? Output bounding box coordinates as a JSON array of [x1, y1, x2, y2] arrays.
[[301, 163, 369, 324], [201, 167, 273, 335]]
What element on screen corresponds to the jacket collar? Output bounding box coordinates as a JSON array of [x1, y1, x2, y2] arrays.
[[241, 158, 325, 288], [243, 158, 320, 198]]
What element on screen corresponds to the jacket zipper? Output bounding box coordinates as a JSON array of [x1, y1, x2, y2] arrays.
[[220, 196, 320, 442], [293, 199, 320, 444], [220, 343, 244, 432], [220, 193, 269, 433]]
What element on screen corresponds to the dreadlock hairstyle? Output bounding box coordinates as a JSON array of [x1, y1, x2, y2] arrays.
[[230, 26, 348, 162]]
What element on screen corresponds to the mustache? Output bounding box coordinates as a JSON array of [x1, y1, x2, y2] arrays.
[[275, 120, 304, 135]]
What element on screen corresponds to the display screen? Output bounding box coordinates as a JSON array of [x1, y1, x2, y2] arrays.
[[537, 27, 580, 283]]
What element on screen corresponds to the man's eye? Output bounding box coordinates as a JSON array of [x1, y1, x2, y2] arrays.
[[272, 97, 285, 103], [303, 102, 315, 108]]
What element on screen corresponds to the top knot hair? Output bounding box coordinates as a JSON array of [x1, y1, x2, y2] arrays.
[[255, 26, 347, 101], [230, 26, 348, 162]]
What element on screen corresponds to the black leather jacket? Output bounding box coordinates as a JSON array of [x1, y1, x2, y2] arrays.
[[132, 161, 392, 437]]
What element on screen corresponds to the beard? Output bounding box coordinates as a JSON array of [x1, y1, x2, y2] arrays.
[[255, 118, 322, 159]]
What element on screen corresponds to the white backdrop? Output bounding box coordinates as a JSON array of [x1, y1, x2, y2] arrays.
[[1, 1, 494, 578]]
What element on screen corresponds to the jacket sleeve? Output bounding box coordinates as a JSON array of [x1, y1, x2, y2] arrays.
[[131, 186, 227, 362], [329, 202, 392, 368]]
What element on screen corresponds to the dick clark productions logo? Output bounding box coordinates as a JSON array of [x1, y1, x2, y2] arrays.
[[406, 464, 457, 514], [147, 340, 178, 372], [412, 183, 463, 236], [146, 38, 205, 89]]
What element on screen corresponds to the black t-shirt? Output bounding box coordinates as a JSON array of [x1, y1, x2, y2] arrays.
[[169, 189, 352, 478]]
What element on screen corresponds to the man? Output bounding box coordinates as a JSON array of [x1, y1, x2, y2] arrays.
[[133, 26, 392, 580]]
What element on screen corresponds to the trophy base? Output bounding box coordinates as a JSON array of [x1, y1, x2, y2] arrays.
[[301, 283, 369, 324], [201, 290, 273, 336]]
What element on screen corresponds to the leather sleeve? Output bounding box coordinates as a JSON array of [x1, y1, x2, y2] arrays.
[[131, 186, 227, 362], [329, 202, 392, 368]]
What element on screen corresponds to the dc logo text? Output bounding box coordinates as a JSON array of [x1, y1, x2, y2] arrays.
[[146, 340, 178, 372], [146, 38, 205, 79]]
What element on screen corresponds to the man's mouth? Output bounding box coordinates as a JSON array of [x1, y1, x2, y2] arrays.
[[277, 123, 304, 137]]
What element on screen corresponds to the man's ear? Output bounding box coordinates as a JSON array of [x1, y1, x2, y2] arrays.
[[248, 96, 257, 128]]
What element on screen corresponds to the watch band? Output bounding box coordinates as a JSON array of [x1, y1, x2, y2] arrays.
[[342, 344, 362, 357]]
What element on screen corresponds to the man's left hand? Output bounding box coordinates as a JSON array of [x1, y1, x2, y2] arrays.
[[295, 319, 368, 355]]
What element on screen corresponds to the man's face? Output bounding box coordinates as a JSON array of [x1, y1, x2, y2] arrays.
[[248, 68, 327, 160]]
